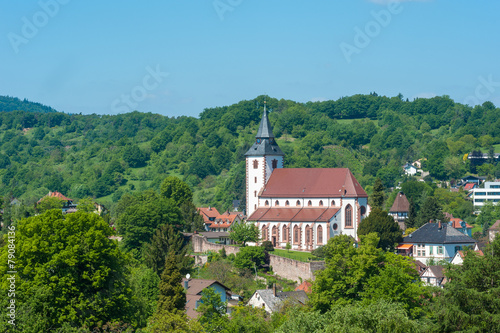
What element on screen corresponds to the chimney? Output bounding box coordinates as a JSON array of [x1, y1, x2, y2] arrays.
[[438, 220, 442, 229], [273, 283, 276, 297]]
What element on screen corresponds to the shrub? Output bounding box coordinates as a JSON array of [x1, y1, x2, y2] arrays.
[[261, 240, 274, 252]]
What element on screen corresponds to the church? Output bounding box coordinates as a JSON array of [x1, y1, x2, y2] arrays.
[[245, 104, 370, 251]]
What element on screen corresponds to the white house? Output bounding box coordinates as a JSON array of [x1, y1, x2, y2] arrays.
[[400, 221, 476, 265], [247, 287, 308, 314], [420, 265, 446, 287], [245, 104, 370, 251], [403, 163, 418, 176]]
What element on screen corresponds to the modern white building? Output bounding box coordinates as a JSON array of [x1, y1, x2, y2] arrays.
[[471, 181, 500, 210], [245, 103, 370, 251]]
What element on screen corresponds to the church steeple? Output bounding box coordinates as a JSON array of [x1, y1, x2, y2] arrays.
[[256, 101, 274, 139], [245, 101, 284, 157]]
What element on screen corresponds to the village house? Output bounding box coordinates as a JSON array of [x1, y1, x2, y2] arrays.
[[399, 220, 476, 265], [208, 211, 244, 232], [403, 163, 418, 176], [247, 285, 308, 314], [489, 220, 500, 242], [37, 191, 77, 213], [448, 217, 473, 237], [388, 191, 409, 231], [182, 278, 233, 318], [420, 265, 446, 287], [450, 249, 484, 265], [470, 181, 500, 210], [245, 103, 370, 251]]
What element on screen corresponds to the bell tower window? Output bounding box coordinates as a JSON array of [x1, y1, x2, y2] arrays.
[[253, 160, 258, 169], [272, 159, 278, 169]]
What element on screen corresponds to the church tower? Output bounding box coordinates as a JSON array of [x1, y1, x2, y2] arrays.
[[245, 102, 284, 217]]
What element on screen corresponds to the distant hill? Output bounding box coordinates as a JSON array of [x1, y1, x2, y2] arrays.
[[0, 95, 59, 113]]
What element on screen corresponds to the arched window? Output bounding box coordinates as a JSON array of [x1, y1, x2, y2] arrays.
[[265, 200, 269, 207], [308, 200, 312, 207], [285, 200, 290, 207], [319, 200, 323, 207], [305, 225, 312, 245], [294, 225, 300, 244], [331, 200, 336, 206], [317, 225, 323, 244], [282, 225, 287, 241], [345, 204, 352, 227], [272, 159, 278, 169], [262, 226, 268, 241], [253, 160, 258, 169], [296, 200, 301, 206], [275, 200, 279, 206]]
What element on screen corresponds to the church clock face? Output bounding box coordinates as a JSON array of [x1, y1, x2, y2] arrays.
[[256, 139, 261, 144]]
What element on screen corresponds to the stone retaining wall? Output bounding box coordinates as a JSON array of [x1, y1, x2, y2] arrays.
[[191, 234, 325, 282]]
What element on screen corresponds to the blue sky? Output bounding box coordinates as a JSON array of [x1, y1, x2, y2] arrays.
[[1, 0, 499, 117]]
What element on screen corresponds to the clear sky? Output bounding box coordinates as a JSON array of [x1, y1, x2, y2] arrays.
[[1, 0, 499, 117]]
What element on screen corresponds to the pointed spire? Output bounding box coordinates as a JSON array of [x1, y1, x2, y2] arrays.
[[256, 101, 274, 139]]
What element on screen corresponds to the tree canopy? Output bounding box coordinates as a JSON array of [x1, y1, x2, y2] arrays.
[[0, 210, 133, 331], [358, 207, 403, 251]]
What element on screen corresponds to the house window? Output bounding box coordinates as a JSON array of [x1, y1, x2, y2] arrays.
[[317, 225, 323, 244], [345, 204, 352, 227], [308, 200, 312, 207], [429, 246, 433, 255], [454, 246, 461, 254], [265, 200, 269, 207], [285, 200, 290, 206], [437, 246, 443, 255], [275, 200, 279, 206], [272, 159, 278, 169], [296, 200, 301, 206], [319, 200, 323, 207], [294, 225, 300, 244], [253, 160, 258, 169]]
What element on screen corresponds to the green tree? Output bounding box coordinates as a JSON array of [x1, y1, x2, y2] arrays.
[[122, 144, 147, 168], [309, 233, 426, 316], [358, 208, 403, 251], [116, 190, 183, 250], [0, 211, 133, 331], [77, 197, 96, 213], [35, 196, 64, 213], [371, 178, 385, 209], [180, 201, 205, 232], [197, 287, 228, 333], [415, 196, 446, 228], [407, 198, 417, 228], [234, 246, 266, 271], [224, 305, 274, 333], [146, 309, 204, 333], [156, 251, 186, 313], [143, 224, 192, 277], [229, 222, 259, 246], [160, 176, 193, 207], [433, 239, 500, 332]]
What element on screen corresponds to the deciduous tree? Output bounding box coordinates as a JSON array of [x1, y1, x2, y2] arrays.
[[229, 222, 259, 246], [358, 208, 402, 251]]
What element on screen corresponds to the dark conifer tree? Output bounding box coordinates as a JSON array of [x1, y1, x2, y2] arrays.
[[156, 251, 186, 313]]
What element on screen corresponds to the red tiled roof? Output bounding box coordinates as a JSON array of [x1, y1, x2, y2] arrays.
[[198, 207, 220, 223], [248, 207, 340, 222], [389, 192, 409, 213], [38, 191, 72, 203], [449, 218, 472, 229], [464, 183, 476, 190], [295, 281, 312, 294], [260, 168, 367, 198], [210, 211, 243, 228]]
